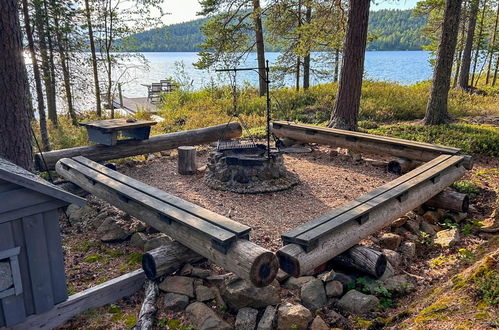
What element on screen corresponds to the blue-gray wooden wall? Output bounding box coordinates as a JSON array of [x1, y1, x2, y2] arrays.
[[0, 179, 68, 327]]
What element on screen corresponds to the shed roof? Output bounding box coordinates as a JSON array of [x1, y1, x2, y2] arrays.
[[0, 157, 85, 206]]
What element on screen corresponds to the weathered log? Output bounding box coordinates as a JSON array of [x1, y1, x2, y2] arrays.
[[388, 158, 421, 175], [178, 146, 196, 175], [142, 242, 204, 280], [424, 190, 469, 212], [331, 245, 387, 278], [36, 123, 242, 170], [272, 121, 473, 169], [55, 161, 278, 287], [277, 162, 466, 277], [135, 280, 158, 330]]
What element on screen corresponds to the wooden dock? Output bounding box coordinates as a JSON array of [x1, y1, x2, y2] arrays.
[[111, 96, 157, 114]]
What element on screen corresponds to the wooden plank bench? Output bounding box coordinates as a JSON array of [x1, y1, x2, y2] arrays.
[[281, 154, 466, 252], [271, 121, 472, 168], [58, 157, 250, 253], [80, 119, 157, 146]]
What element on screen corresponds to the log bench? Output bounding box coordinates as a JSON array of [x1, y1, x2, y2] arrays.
[[271, 121, 472, 168], [56, 156, 278, 287], [278, 154, 469, 276]]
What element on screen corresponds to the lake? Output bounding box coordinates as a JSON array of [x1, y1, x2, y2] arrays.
[[117, 51, 433, 98]]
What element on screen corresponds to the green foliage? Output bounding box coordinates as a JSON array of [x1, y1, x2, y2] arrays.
[[124, 315, 137, 328], [369, 123, 499, 157], [461, 218, 484, 235], [127, 253, 143, 266], [439, 218, 459, 230], [83, 254, 103, 263], [474, 269, 499, 305], [452, 181, 480, 198]]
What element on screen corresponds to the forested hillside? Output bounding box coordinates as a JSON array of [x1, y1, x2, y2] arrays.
[[130, 9, 429, 52]]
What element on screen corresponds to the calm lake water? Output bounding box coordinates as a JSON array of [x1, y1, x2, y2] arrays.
[[118, 51, 433, 98]]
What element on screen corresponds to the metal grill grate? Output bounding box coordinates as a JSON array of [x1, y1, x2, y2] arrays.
[[217, 140, 257, 151]]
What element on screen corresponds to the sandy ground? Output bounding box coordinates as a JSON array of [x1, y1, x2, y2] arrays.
[[119, 145, 397, 251]]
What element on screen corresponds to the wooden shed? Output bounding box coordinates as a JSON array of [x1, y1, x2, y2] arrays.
[[0, 157, 85, 327]]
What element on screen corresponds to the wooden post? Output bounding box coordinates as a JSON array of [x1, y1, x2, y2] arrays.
[[388, 158, 421, 175], [178, 146, 196, 175], [118, 83, 123, 108], [331, 245, 387, 278], [424, 190, 469, 212], [142, 242, 204, 280], [277, 162, 466, 277], [35, 123, 242, 170]]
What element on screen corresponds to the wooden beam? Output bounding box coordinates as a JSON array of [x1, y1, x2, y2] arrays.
[[271, 121, 472, 169], [424, 190, 469, 212], [55, 160, 278, 287], [11, 270, 145, 330], [277, 156, 466, 277], [35, 123, 242, 171]]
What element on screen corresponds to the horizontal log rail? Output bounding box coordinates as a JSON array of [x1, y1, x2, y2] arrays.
[[271, 121, 472, 169], [35, 122, 242, 171], [278, 154, 468, 277], [56, 157, 278, 287]]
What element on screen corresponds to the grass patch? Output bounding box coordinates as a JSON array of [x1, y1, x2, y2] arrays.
[[474, 268, 499, 305], [369, 123, 499, 157], [83, 254, 104, 263]]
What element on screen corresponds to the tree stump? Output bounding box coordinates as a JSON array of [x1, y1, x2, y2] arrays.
[[178, 146, 196, 175]]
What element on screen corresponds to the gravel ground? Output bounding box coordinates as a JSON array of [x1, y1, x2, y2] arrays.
[[120, 145, 397, 251]]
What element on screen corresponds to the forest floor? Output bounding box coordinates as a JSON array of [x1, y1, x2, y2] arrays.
[[55, 141, 498, 329]]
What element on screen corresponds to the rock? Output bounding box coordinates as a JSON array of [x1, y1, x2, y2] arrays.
[[391, 216, 408, 228], [191, 267, 212, 279], [159, 276, 194, 297], [337, 290, 379, 315], [423, 210, 441, 224], [205, 274, 228, 285], [399, 241, 416, 259], [180, 263, 193, 276], [98, 217, 129, 242], [277, 303, 313, 330], [325, 280, 344, 297], [147, 153, 157, 161], [196, 285, 215, 302], [383, 275, 414, 295], [283, 276, 315, 290], [382, 249, 402, 267], [144, 235, 171, 251], [447, 212, 468, 224], [197, 165, 207, 173], [404, 219, 420, 234], [235, 307, 258, 330], [66, 203, 93, 224], [317, 270, 336, 282], [129, 232, 147, 248], [420, 221, 436, 236], [333, 272, 354, 286], [160, 150, 171, 157], [301, 278, 327, 311], [434, 228, 460, 247], [276, 269, 290, 283], [310, 315, 329, 330], [257, 305, 276, 330], [347, 149, 362, 161], [185, 302, 232, 330], [379, 233, 402, 250], [163, 293, 189, 312], [0, 262, 13, 291], [280, 138, 298, 147], [328, 310, 348, 328], [221, 275, 280, 310]]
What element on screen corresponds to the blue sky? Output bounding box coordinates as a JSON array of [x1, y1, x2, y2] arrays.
[[163, 0, 420, 25]]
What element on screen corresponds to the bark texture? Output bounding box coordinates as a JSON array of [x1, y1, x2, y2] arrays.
[[424, 0, 462, 125], [328, 0, 370, 131], [0, 0, 34, 170], [458, 0, 479, 89], [253, 0, 267, 97], [84, 0, 102, 117]]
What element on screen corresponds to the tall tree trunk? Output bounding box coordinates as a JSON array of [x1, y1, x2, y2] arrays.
[[485, 2, 499, 84], [303, 1, 312, 90], [453, 6, 467, 88], [493, 53, 498, 85], [458, 0, 479, 89], [33, 0, 58, 127], [295, 0, 302, 91], [51, 2, 78, 125], [424, 0, 462, 125], [84, 0, 102, 117], [0, 0, 34, 170], [22, 0, 50, 151], [252, 0, 266, 97], [43, 0, 58, 121], [471, 0, 487, 87], [333, 48, 340, 82], [328, 0, 370, 131]]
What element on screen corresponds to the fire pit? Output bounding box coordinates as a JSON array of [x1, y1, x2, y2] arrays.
[[205, 140, 299, 193]]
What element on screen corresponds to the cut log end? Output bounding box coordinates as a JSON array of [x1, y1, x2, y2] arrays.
[[142, 253, 159, 279], [276, 248, 301, 278], [250, 251, 279, 287], [178, 146, 197, 175]]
